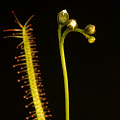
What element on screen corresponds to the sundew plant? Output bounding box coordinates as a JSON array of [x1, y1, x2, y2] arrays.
[[3, 11, 51, 120], [3, 9, 96, 120]]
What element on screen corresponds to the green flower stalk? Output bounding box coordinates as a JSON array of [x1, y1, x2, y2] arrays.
[[57, 9, 96, 120]]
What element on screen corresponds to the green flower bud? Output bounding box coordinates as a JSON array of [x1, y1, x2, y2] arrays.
[[67, 19, 78, 30], [88, 36, 96, 43], [84, 24, 96, 35], [57, 9, 69, 26]]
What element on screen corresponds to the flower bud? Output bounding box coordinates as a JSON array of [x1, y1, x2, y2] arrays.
[[84, 24, 96, 35], [88, 36, 96, 43], [67, 19, 78, 30], [57, 9, 69, 26]]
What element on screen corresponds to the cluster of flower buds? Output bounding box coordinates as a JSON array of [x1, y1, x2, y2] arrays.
[[57, 9, 78, 30], [57, 9, 96, 43], [84, 24, 96, 43]]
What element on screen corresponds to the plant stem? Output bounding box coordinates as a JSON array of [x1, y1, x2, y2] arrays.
[[58, 25, 91, 120], [58, 25, 69, 120], [62, 28, 90, 43]]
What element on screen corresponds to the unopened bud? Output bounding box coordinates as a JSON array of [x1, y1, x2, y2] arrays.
[[84, 24, 96, 35], [57, 9, 69, 26], [88, 36, 96, 43], [67, 19, 78, 30]]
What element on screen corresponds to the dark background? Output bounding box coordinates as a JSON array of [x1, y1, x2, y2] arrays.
[[0, 0, 120, 120]]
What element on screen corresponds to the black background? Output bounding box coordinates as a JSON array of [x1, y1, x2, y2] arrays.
[[0, 0, 120, 120]]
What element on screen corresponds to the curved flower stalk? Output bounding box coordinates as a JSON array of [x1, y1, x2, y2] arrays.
[[57, 9, 96, 120]]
